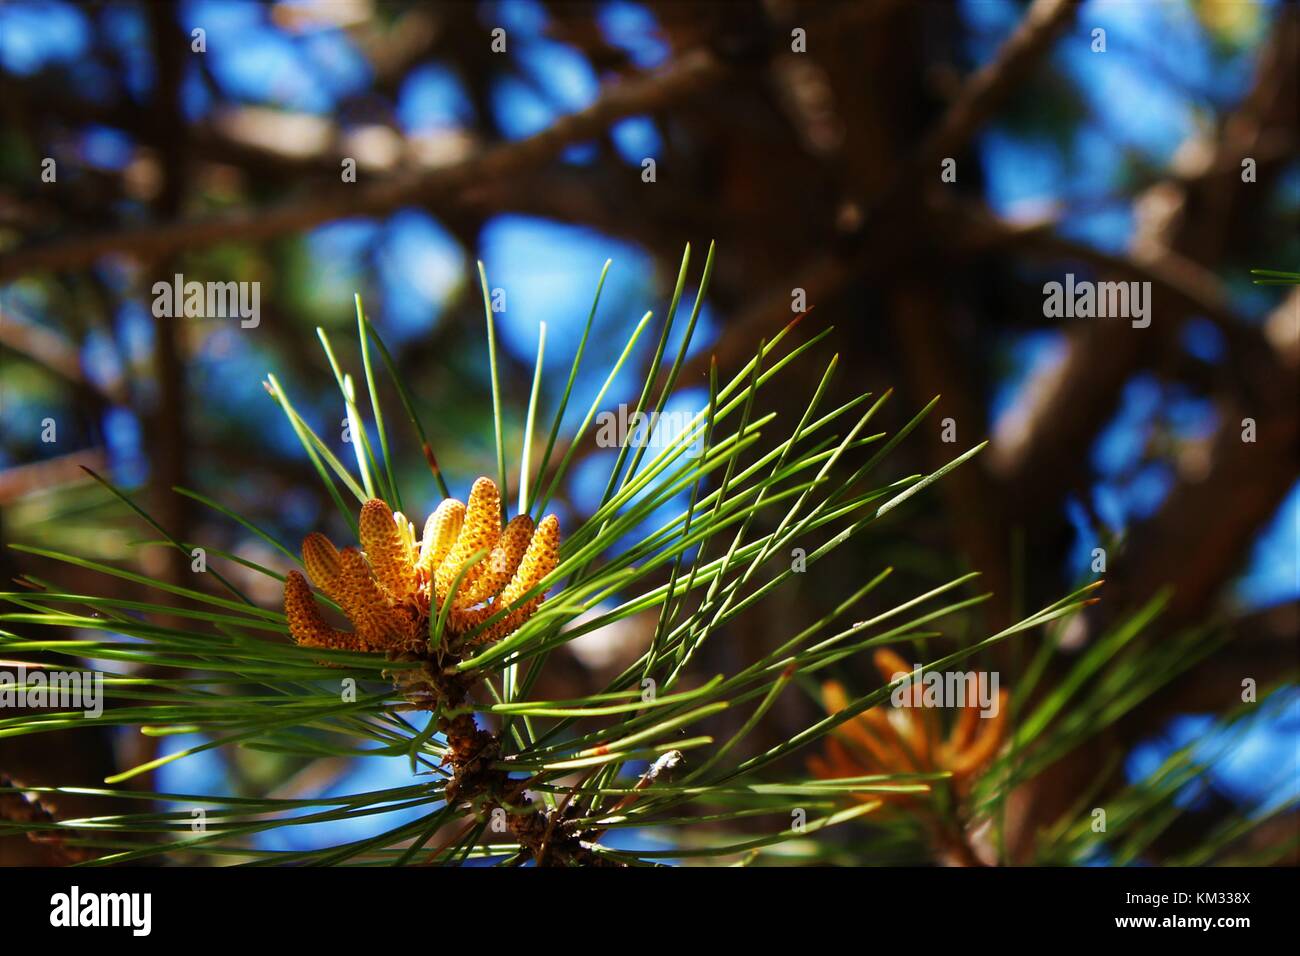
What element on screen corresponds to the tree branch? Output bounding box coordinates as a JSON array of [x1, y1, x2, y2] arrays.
[[0, 50, 726, 280]]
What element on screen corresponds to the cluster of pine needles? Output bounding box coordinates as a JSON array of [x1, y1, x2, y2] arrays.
[[0, 246, 1292, 866]]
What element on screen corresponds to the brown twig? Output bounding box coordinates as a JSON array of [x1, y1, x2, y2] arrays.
[[0, 773, 98, 864]]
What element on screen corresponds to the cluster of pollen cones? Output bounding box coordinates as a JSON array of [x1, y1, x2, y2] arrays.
[[809, 648, 1008, 803], [283, 477, 560, 654]]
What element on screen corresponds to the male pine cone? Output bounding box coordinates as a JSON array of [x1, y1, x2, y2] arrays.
[[284, 477, 559, 653]]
